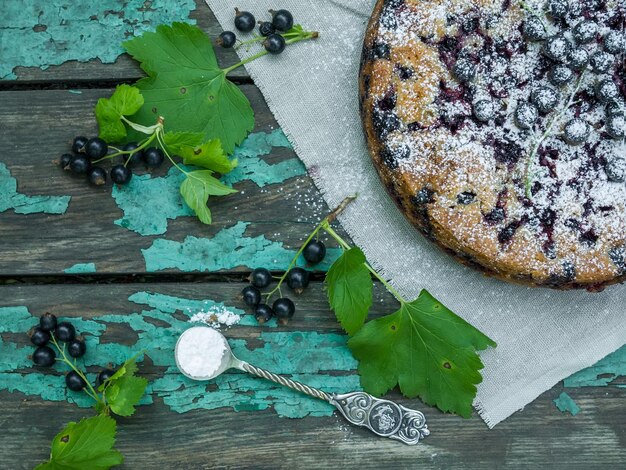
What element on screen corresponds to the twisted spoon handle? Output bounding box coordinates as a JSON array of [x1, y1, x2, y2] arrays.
[[239, 361, 429, 445], [241, 361, 332, 402]]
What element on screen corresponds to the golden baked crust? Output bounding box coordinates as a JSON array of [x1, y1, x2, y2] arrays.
[[360, 0, 626, 290]]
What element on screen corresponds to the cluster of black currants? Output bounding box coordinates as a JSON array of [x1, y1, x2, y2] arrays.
[[217, 8, 295, 54], [241, 239, 327, 325], [59, 135, 165, 187], [29, 313, 115, 392]]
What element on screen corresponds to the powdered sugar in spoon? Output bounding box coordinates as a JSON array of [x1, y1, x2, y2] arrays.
[[175, 326, 429, 445]]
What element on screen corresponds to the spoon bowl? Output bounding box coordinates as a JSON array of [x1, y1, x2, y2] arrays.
[[175, 326, 241, 380]]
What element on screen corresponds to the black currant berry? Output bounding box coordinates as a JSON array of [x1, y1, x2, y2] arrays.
[[234, 8, 256, 32], [286, 267, 310, 293], [522, 16, 546, 42], [303, 240, 327, 264], [590, 51, 615, 73], [605, 157, 626, 183], [258, 21, 275, 37], [531, 86, 559, 114], [68, 339, 87, 358], [96, 368, 116, 387], [30, 327, 50, 346], [110, 165, 132, 185], [66, 371, 87, 392], [255, 304, 274, 324], [563, 119, 590, 146], [40, 313, 57, 332], [142, 147, 164, 168], [85, 137, 108, 160], [69, 155, 91, 174], [606, 115, 626, 140], [568, 49, 589, 70], [545, 0, 568, 19], [217, 31, 237, 48], [264, 34, 286, 54], [514, 102, 539, 129], [453, 58, 476, 83], [572, 21, 597, 44], [271, 9, 294, 32], [122, 142, 144, 167], [272, 298, 295, 325], [59, 153, 73, 169], [55, 322, 76, 343], [548, 65, 574, 87], [473, 100, 497, 122], [604, 31, 624, 55], [242, 285, 262, 307], [250, 268, 272, 288], [33, 346, 56, 367], [595, 79, 620, 104], [543, 36, 572, 63], [72, 136, 88, 154], [88, 166, 107, 186]]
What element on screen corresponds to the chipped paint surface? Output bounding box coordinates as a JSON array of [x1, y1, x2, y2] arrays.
[[63, 263, 97, 274], [0, 0, 196, 79], [0, 291, 359, 418], [112, 167, 192, 236], [112, 130, 305, 236], [221, 129, 306, 187], [564, 345, 626, 388], [142, 221, 341, 272], [553, 392, 581, 416], [0, 162, 70, 215]]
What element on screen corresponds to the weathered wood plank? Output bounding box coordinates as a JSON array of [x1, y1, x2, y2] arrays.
[[3, 0, 250, 83], [0, 87, 349, 276], [0, 283, 623, 469]]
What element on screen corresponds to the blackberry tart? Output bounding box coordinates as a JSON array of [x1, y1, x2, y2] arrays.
[[360, 0, 626, 290]]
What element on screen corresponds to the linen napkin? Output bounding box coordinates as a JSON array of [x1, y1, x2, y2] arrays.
[[205, 0, 626, 427]]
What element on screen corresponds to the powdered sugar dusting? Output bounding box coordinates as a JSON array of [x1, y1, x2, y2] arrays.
[[365, 0, 626, 287], [189, 305, 241, 328]]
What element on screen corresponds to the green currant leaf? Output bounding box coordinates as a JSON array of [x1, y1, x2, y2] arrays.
[[34, 415, 123, 470], [348, 290, 497, 418], [324, 247, 373, 335], [123, 22, 254, 154], [180, 170, 237, 225], [163, 132, 237, 174], [101, 354, 148, 417], [105, 375, 148, 417], [95, 84, 144, 143]]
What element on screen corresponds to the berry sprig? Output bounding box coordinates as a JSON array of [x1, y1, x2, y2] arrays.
[[29, 313, 148, 469], [242, 196, 496, 418], [217, 8, 318, 59]]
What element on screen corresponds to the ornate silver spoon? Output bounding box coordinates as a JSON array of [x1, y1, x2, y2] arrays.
[[174, 326, 429, 445]]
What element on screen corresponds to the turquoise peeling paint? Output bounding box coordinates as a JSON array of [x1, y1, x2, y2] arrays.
[[112, 167, 192, 236], [0, 162, 70, 215], [553, 392, 580, 416], [63, 263, 97, 274], [112, 130, 305, 236], [142, 221, 342, 272], [221, 129, 306, 188], [0, 0, 196, 79], [0, 292, 359, 418], [564, 344, 626, 388]]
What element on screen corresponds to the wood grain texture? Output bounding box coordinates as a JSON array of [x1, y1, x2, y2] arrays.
[[0, 283, 624, 470], [2, 0, 250, 84], [0, 87, 349, 276]]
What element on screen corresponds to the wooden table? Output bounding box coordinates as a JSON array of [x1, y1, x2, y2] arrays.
[[1, 1, 624, 468]]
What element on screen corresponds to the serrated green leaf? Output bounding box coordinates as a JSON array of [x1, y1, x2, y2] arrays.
[[105, 375, 149, 417], [123, 22, 254, 154], [164, 132, 236, 174], [35, 415, 123, 470], [180, 170, 237, 225], [325, 247, 373, 335], [348, 290, 497, 418], [95, 84, 144, 143]]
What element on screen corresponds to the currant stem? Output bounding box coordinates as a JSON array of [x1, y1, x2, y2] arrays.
[[92, 133, 157, 164], [263, 195, 357, 303], [223, 31, 319, 75], [321, 224, 406, 305], [49, 335, 102, 404], [524, 71, 586, 198]]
